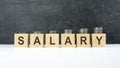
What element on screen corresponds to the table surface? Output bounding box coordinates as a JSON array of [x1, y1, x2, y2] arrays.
[[0, 44, 120, 68]]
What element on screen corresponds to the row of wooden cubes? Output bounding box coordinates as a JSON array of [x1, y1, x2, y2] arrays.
[[14, 33, 106, 48]]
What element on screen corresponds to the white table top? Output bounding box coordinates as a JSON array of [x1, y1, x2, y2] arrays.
[[0, 44, 120, 68]]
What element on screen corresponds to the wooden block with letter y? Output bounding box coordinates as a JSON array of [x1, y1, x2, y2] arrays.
[[14, 33, 29, 48], [29, 33, 44, 48], [46, 34, 59, 48], [76, 34, 91, 47], [61, 34, 75, 48], [92, 33, 106, 47]]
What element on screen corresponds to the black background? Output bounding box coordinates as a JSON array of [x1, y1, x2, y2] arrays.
[[0, 0, 120, 44]]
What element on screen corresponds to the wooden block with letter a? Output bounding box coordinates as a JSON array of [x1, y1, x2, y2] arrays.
[[92, 34, 106, 47], [76, 34, 91, 47], [46, 34, 59, 48], [61, 34, 75, 48], [29, 33, 44, 48], [14, 33, 29, 48]]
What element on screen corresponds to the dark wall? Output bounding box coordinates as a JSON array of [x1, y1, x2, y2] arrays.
[[0, 0, 120, 44]]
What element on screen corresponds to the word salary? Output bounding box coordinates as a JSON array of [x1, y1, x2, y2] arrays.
[[14, 33, 106, 48]]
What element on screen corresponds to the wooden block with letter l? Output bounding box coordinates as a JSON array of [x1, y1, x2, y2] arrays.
[[14, 33, 29, 48], [92, 27, 106, 47], [76, 28, 91, 47], [29, 33, 44, 48], [61, 29, 75, 48], [46, 31, 59, 48]]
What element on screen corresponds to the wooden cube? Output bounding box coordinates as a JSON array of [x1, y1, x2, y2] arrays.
[[92, 34, 106, 47], [61, 34, 75, 48], [46, 34, 59, 48], [76, 34, 91, 47], [14, 33, 29, 48], [29, 34, 44, 48]]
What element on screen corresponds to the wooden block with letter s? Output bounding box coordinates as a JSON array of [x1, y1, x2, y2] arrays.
[[14, 33, 29, 48]]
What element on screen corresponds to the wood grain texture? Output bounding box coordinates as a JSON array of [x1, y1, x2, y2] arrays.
[[76, 34, 91, 47], [61, 34, 75, 48], [46, 34, 59, 48], [92, 34, 106, 47], [14, 33, 29, 48], [29, 34, 44, 48]]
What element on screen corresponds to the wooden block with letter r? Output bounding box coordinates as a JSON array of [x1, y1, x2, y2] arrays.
[[14, 33, 29, 48], [46, 34, 59, 48], [92, 33, 106, 47], [61, 34, 75, 48], [29, 33, 44, 48], [76, 34, 91, 47]]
